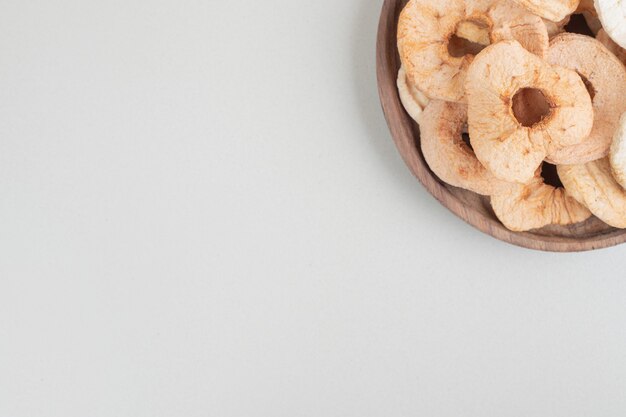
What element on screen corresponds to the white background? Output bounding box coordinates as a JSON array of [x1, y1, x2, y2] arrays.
[[1, 0, 626, 416]]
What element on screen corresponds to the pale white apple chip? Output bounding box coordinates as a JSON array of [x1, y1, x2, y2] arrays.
[[609, 112, 626, 189], [594, 0, 626, 49], [397, 66, 430, 124]]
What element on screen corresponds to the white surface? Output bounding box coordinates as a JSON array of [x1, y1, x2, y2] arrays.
[[1, 1, 626, 416]]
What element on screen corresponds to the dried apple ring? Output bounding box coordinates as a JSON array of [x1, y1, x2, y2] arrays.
[[397, 66, 430, 123], [397, 0, 548, 103], [465, 40, 593, 184], [419, 100, 508, 195], [594, 0, 626, 49], [558, 158, 626, 228], [544, 34, 626, 165], [512, 0, 579, 22], [597, 29, 626, 65], [490, 168, 591, 232], [609, 112, 626, 189]]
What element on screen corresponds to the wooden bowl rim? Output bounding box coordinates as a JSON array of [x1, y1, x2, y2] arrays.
[[375, 0, 626, 252]]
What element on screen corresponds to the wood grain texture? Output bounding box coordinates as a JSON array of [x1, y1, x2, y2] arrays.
[[376, 0, 626, 252]]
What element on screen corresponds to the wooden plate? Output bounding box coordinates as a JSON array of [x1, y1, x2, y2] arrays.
[[376, 0, 626, 252]]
